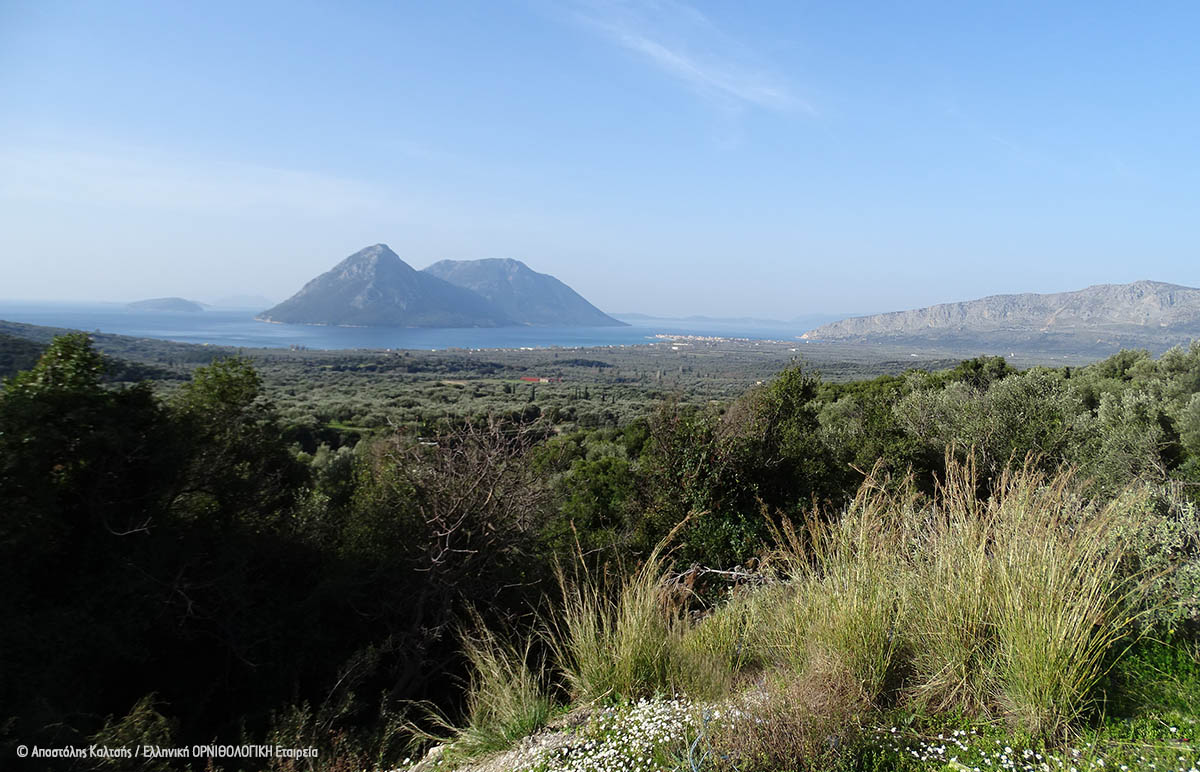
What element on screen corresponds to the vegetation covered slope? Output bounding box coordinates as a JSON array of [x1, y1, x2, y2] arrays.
[[3, 334, 1200, 770], [0, 331, 45, 378], [429, 463, 1200, 772], [424, 258, 626, 327]]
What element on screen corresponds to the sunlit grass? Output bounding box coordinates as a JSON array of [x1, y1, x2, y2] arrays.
[[549, 541, 704, 703], [418, 457, 1180, 770]]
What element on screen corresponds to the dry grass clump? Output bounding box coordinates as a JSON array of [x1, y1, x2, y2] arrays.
[[407, 614, 554, 761], [678, 580, 794, 686], [450, 621, 556, 757], [904, 457, 996, 714], [742, 456, 1147, 739], [901, 458, 1144, 735], [546, 455, 1146, 746], [985, 469, 1143, 735], [551, 543, 720, 703], [791, 478, 912, 706], [704, 670, 870, 772]]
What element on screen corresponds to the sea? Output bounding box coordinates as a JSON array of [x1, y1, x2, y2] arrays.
[[0, 302, 811, 351]]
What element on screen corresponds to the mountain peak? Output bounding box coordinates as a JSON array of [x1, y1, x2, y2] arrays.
[[359, 243, 395, 257], [335, 243, 404, 268]]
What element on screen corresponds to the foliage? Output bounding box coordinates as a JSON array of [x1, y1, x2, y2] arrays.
[[1110, 486, 1200, 635], [170, 356, 308, 528], [637, 365, 842, 567], [7, 332, 1200, 769], [88, 695, 179, 772]]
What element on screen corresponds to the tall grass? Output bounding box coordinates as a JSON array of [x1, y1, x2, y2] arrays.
[[440, 456, 1151, 766], [716, 457, 1148, 738], [986, 467, 1143, 735], [551, 546, 697, 702], [437, 619, 555, 758], [542, 455, 1147, 740], [379, 446, 1182, 772], [800, 478, 912, 705], [679, 580, 791, 679], [901, 459, 1145, 734], [905, 456, 997, 714]]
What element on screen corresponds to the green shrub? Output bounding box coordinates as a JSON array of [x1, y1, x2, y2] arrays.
[[1113, 485, 1200, 635]]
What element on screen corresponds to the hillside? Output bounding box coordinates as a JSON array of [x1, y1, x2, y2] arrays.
[[802, 280, 1200, 352], [7, 327, 1200, 772], [257, 244, 512, 327], [423, 258, 625, 327], [0, 331, 45, 378]]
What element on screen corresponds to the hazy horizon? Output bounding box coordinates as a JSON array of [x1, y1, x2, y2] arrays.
[[0, 293, 870, 324], [3, 1, 1200, 318]]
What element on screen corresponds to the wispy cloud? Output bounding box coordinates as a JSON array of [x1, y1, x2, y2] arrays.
[[568, 0, 808, 114]]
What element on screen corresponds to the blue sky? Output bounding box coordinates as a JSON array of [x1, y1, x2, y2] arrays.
[[2, 0, 1198, 317]]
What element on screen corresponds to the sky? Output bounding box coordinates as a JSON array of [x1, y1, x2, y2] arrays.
[[2, 0, 1199, 318]]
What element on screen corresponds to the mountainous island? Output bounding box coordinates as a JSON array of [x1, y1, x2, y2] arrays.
[[802, 280, 1200, 353], [127, 297, 204, 312], [257, 244, 623, 328], [425, 258, 624, 326]]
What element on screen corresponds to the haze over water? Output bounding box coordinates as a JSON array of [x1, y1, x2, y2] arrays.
[[0, 302, 808, 351]]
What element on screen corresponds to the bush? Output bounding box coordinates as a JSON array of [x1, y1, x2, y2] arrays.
[[1111, 485, 1200, 636], [639, 366, 841, 568]]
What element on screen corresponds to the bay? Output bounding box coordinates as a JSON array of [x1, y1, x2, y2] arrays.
[[0, 302, 805, 350]]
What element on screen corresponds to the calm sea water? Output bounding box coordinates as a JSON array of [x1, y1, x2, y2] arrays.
[[0, 302, 805, 351]]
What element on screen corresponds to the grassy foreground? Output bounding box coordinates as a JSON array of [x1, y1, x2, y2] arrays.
[[418, 459, 1200, 772]]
